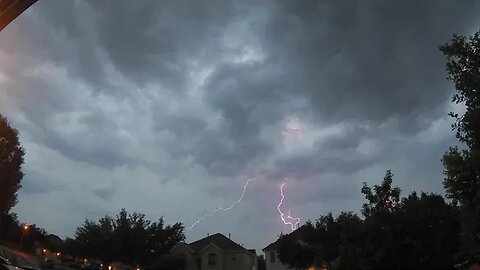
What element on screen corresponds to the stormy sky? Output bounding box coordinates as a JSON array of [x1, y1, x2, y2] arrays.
[[0, 0, 479, 251]]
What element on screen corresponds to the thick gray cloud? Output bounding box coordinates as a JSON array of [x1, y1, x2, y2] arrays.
[[21, 172, 64, 195], [261, 0, 479, 125], [0, 0, 478, 252]]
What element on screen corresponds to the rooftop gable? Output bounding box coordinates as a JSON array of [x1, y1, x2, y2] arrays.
[[263, 225, 311, 251], [189, 233, 248, 253]]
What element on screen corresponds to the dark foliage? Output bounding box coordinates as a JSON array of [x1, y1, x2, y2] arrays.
[[440, 30, 480, 267], [0, 212, 47, 253], [278, 171, 460, 270], [68, 209, 185, 266], [0, 115, 24, 214]]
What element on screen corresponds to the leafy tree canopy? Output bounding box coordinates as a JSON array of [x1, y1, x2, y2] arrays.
[[69, 209, 185, 266], [440, 30, 480, 266], [278, 171, 460, 270], [0, 115, 25, 214]]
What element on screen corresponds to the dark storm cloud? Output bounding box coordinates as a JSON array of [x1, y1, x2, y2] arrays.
[[2, 0, 479, 251], [2, 74, 72, 124], [40, 131, 134, 170], [0, 70, 134, 169], [7, 0, 279, 174], [153, 110, 207, 139], [3, 1, 107, 89], [190, 0, 480, 177], [271, 144, 375, 179], [155, 114, 273, 176], [21, 173, 63, 195], [261, 0, 480, 125], [94, 1, 185, 90], [6, 0, 475, 181], [152, 63, 283, 176], [15, 0, 476, 176], [93, 187, 115, 202], [320, 126, 368, 151], [204, 63, 287, 125], [192, 131, 272, 176], [32, 0, 255, 91], [190, 63, 286, 175]]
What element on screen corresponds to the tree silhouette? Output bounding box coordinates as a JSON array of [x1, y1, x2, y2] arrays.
[[440, 30, 480, 267], [277, 171, 460, 270], [71, 209, 185, 266], [0, 114, 25, 214]]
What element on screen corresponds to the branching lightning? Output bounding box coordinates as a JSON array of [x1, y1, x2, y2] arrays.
[[186, 178, 254, 230], [277, 181, 300, 231]]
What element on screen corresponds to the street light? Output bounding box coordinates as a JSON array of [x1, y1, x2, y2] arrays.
[[19, 224, 29, 250]]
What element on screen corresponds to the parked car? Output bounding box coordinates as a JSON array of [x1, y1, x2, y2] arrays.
[[81, 263, 102, 270], [43, 259, 55, 269], [17, 266, 41, 270], [0, 256, 16, 270], [63, 260, 81, 269], [68, 262, 81, 269]]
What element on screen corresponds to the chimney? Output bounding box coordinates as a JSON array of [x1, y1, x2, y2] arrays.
[[229, 233, 231, 239]]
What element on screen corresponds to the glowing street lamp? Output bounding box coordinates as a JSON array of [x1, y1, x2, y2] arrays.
[[19, 224, 29, 249]]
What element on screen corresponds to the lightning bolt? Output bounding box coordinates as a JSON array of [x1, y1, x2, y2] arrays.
[[186, 178, 254, 230], [277, 181, 300, 231]]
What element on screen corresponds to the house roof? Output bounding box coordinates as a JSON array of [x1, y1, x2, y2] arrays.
[[263, 240, 280, 252], [45, 234, 64, 248], [262, 225, 311, 251], [172, 242, 194, 253], [188, 233, 248, 253]]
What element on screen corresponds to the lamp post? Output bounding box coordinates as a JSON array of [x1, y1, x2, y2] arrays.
[[19, 224, 29, 250]]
